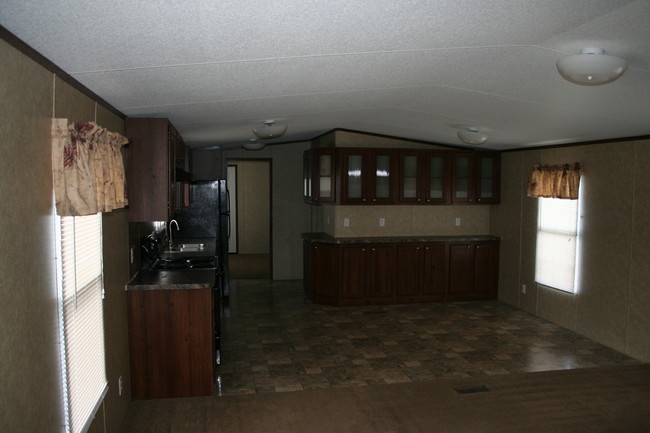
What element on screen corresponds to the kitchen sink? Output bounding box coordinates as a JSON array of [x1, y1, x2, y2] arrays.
[[169, 243, 207, 252]]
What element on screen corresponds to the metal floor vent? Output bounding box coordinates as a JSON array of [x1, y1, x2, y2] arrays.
[[454, 385, 491, 394]]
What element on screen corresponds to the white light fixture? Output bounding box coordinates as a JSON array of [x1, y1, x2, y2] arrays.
[[457, 127, 488, 145], [252, 120, 287, 139], [242, 139, 265, 150], [556, 47, 627, 86]]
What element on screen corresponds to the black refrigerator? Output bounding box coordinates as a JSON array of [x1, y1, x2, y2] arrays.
[[173, 180, 231, 297]]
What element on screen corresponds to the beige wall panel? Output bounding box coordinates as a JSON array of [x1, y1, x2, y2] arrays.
[[628, 142, 650, 360], [334, 130, 446, 150], [271, 143, 313, 278], [54, 75, 96, 121], [536, 286, 577, 330], [0, 40, 61, 433], [491, 152, 524, 306], [332, 204, 490, 237], [572, 143, 634, 351], [96, 104, 125, 134], [518, 150, 542, 314]]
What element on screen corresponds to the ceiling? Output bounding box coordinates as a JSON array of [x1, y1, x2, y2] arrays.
[[2, 0, 650, 151]]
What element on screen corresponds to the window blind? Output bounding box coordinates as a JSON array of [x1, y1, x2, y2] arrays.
[[535, 197, 579, 292], [56, 213, 107, 433]]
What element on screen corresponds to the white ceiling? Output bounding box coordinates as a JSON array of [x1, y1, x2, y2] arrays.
[[2, 0, 650, 150]]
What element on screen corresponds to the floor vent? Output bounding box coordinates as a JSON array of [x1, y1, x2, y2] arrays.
[[454, 385, 491, 394]]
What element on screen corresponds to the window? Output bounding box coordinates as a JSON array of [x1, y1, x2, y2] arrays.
[[535, 197, 580, 292], [55, 213, 107, 433]]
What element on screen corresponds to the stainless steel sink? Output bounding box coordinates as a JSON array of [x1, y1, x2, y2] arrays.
[[169, 243, 207, 252]]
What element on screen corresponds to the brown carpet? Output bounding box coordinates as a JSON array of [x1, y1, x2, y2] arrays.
[[120, 364, 650, 433]]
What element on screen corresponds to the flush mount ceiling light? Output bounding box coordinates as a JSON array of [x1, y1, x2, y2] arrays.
[[252, 120, 287, 140], [556, 47, 627, 86], [457, 127, 488, 145], [242, 138, 265, 150]]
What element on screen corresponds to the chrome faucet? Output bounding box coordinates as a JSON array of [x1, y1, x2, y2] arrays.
[[168, 219, 180, 247]]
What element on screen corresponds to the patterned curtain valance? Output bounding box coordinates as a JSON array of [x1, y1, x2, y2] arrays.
[[527, 162, 582, 200], [52, 118, 129, 216]]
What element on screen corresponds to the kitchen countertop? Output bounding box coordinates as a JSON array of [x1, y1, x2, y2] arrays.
[[126, 270, 216, 291], [302, 232, 501, 244]]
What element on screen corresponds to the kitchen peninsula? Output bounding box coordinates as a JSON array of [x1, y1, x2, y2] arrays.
[[303, 233, 499, 307], [126, 268, 216, 399]]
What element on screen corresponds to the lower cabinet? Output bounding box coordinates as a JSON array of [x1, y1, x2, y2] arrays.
[[304, 239, 499, 306], [340, 244, 396, 306], [448, 241, 500, 301], [396, 243, 447, 303], [127, 288, 213, 399]]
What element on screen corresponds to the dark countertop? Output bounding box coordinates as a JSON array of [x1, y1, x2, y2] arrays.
[[302, 232, 500, 244], [126, 270, 216, 291]]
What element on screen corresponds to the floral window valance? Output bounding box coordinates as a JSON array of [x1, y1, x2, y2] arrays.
[[52, 118, 129, 216], [527, 162, 582, 200]]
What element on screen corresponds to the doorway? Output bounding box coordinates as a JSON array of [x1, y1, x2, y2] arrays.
[[226, 159, 272, 279]]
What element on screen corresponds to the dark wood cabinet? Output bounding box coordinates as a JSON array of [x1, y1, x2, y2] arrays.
[[127, 288, 214, 399], [447, 240, 500, 301], [303, 148, 336, 203], [398, 150, 450, 204], [304, 241, 338, 305], [340, 244, 396, 305], [451, 152, 500, 204], [396, 243, 446, 302], [303, 237, 498, 306], [126, 118, 189, 221], [303, 147, 498, 205]]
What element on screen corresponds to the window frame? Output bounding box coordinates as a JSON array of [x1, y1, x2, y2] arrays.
[[534, 196, 581, 293], [55, 212, 107, 433]]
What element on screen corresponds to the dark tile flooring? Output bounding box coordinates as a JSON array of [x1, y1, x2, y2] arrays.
[[215, 279, 638, 395]]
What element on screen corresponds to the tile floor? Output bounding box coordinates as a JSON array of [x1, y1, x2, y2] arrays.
[[215, 279, 638, 396]]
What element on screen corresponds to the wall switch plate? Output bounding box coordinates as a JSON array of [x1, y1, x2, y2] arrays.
[[521, 284, 527, 294], [455, 217, 461, 226], [130, 247, 135, 264], [344, 218, 350, 227], [118, 376, 123, 396], [379, 217, 385, 227]]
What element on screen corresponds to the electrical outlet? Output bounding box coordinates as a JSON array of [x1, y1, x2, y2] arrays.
[[521, 284, 527, 294], [379, 217, 385, 227], [118, 376, 123, 396], [455, 217, 461, 226], [344, 218, 350, 227]]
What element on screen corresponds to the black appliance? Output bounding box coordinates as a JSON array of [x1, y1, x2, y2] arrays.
[[172, 180, 231, 297]]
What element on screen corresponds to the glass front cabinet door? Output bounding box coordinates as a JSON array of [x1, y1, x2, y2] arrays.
[[340, 149, 396, 204], [314, 148, 335, 203], [451, 151, 500, 204]]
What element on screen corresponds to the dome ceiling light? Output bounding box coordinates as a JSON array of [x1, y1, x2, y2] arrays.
[[457, 127, 488, 145], [556, 47, 627, 86], [242, 138, 265, 150], [252, 120, 287, 139]]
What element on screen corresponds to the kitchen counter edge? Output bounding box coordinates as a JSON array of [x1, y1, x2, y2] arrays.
[[301, 232, 501, 244]]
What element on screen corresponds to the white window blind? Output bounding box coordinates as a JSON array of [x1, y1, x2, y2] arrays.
[[535, 197, 580, 293], [56, 213, 107, 433]]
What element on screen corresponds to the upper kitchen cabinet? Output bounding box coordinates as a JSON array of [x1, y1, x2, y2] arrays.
[[303, 148, 336, 203], [126, 118, 188, 221], [451, 151, 500, 204], [340, 148, 397, 204], [303, 146, 499, 206], [398, 150, 450, 204]]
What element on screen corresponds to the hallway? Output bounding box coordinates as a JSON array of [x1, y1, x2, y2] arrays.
[[215, 279, 638, 395]]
